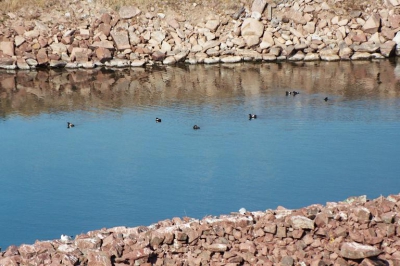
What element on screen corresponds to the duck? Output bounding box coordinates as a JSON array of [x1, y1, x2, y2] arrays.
[[67, 122, 74, 128], [377, 72, 382, 84], [193, 125, 200, 130], [286, 91, 291, 96], [155, 118, 162, 123], [324, 97, 328, 102], [292, 91, 300, 96], [249, 114, 257, 119]]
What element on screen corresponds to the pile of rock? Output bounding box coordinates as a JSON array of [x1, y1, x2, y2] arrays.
[[1, 0, 400, 69], [0, 194, 399, 265]]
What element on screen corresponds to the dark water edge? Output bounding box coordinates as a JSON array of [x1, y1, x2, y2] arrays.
[[1, 59, 400, 248]]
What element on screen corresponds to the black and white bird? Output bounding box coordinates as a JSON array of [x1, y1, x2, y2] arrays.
[[249, 114, 257, 120], [156, 118, 162, 123], [324, 97, 329, 102], [67, 122, 74, 128], [193, 125, 200, 130]]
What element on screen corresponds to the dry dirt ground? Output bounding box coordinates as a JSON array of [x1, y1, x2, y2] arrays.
[[0, 0, 381, 26]]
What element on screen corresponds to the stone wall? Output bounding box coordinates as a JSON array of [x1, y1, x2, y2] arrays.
[[0, 194, 399, 265], [1, 0, 400, 69]]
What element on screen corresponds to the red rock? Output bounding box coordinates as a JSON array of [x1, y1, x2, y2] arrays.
[[239, 241, 256, 254], [0, 41, 14, 56], [150, 50, 165, 61], [292, 229, 304, 239], [36, 48, 49, 65], [389, 14, 400, 28], [98, 23, 111, 37], [86, 251, 112, 266], [76, 237, 102, 250], [100, 13, 112, 24], [315, 212, 329, 227], [0, 256, 20, 266], [276, 226, 287, 238], [360, 258, 387, 266], [355, 207, 371, 223], [349, 230, 364, 243], [264, 223, 277, 234], [118, 248, 152, 262], [352, 33, 367, 42]]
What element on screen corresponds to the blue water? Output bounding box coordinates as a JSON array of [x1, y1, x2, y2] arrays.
[[1, 63, 400, 248]]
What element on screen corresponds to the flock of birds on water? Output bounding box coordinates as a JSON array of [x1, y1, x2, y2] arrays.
[[66, 90, 330, 129]]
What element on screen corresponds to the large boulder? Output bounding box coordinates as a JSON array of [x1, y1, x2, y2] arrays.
[[340, 242, 382, 259], [241, 18, 264, 38], [362, 14, 381, 34]]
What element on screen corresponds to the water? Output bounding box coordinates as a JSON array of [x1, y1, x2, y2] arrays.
[[1, 60, 400, 248]]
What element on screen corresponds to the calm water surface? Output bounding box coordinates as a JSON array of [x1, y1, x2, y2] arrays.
[[1, 60, 400, 248]]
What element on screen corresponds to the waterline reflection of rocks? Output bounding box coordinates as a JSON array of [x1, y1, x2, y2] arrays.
[[1, 59, 400, 119]]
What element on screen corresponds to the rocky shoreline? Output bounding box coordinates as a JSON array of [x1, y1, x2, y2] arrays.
[[0, 194, 399, 265], [1, 0, 400, 69]]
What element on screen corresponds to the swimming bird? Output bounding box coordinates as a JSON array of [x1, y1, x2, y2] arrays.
[[249, 114, 257, 119], [67, 122, 74, 128], [292, 91, 300, 96], [377, 72, 382, 84], [324, 97, 328, 102], [286, 91, 291, 96], [156, 118, 162, 123], [193, 125, 200, 130]]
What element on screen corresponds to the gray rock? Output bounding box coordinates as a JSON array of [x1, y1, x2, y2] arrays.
[[353, 43, 380, 53], [351, 52, 372, 60], [14, 36, 25, 47], [304, 53, 320, 61], [174, 51, 189, 62], [204, 57, 220, 64], [50, 43, 67, 54], [340, 242, 382, 259], [320, 49, 340, 61], [91, 40, 114, 49], [202, 40, 220, 51], [263, 54, 277, 61], [380, 41, 396, 57], [26, 58, 38, 67], [16, 58, 30, 70], [163, 56, 176, 65], [119, 6, 141, 19], [151, 31, 166, 44], [105, 58, 131, 67], [243, 35, 261, 47], [241, 18, 264, 38], [24, 30, 40, 39], [131, 60, 146, 67], [289, 216, 314, 229], [251, 0, 268, 20], [362, 14, 381, 34], [220, 55, 242, 63]]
